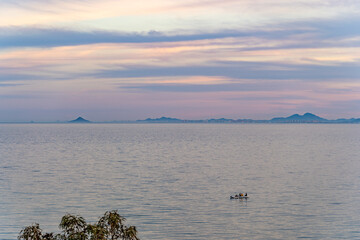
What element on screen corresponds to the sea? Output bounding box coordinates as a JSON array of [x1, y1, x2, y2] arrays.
[[0, 124, 359, 239]]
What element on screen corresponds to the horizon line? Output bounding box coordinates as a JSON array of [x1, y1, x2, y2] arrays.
[[1, 113, 360, 124]]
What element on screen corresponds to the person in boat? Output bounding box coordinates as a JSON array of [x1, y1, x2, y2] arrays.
[[245, 193, 247, 196], [240, 193, 244, 197], [235, 194, 238, 198]]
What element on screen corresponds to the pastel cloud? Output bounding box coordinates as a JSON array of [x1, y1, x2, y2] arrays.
[[1, 0, 360, 31]]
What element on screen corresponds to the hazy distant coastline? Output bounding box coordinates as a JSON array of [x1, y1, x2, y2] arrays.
[[136, 113, 360, 124], [2, 113, 360, 124]]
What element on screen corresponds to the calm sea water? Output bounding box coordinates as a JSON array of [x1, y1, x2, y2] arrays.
[[0, 124, 359, 239]]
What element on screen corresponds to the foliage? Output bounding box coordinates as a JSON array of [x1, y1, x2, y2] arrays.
[[59, 214, 87, 240], [18, 223, 43, 240], [18, 210, 139, 240]]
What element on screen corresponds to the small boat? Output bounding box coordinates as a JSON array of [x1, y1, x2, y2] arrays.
[[230, 193, 249, 199], [230, 196, 249, 199]]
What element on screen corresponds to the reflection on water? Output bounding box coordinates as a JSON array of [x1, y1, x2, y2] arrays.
[[0, 124, 360, 239]]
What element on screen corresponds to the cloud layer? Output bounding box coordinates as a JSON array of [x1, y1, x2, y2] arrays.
[[0, 0, 360, 121]]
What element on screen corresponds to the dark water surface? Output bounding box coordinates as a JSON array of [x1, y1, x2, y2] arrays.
[[1, 124, 359, 239]]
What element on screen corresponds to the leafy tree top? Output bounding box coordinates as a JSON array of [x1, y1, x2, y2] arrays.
[[18, 210, 139, 240]]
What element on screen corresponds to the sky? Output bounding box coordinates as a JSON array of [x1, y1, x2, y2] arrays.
[[0, 0, 360, 121]]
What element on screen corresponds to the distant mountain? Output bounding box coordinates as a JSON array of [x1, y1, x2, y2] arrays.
[[137, 117, 183, 123], [138, 117, 245, 123], [69, 117, 91, 123], [331, 118, 360, 123], [207, 118, 235, 123], [270, 113, 328, 123]]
